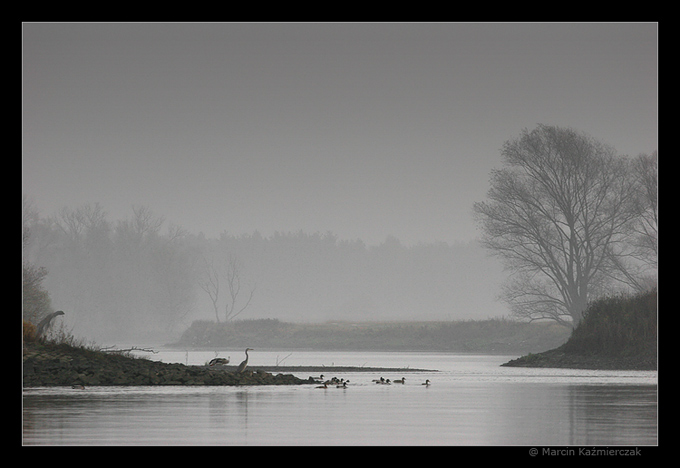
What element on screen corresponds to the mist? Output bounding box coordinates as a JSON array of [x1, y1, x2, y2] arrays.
[[22, 23, 656, 344], [22, 202, 507, 343]]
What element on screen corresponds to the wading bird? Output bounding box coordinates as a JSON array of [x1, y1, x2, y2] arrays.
[[236, 348, 254, 373], [36, 310, 65, 340]]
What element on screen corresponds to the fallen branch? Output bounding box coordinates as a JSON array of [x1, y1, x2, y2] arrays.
[[101, 346, 158, 354], [276, 352, 293, 366]]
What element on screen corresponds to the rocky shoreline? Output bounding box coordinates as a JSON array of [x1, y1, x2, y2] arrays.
[[22, 342, 434, 388], [22, 343, 313, 387]]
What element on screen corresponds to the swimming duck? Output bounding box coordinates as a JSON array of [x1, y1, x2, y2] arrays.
[[393, 377, 405, 384], [422, 379, 431, 386]]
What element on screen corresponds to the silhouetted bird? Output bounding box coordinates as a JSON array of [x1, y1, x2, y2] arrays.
[[36, 310, 65, 339], [236, 348, 253, 373]]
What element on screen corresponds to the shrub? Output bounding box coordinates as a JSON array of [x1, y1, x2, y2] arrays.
[[23, 320, 37, 343], [564, 289, 657, 355], [22, 263, 52, 324]]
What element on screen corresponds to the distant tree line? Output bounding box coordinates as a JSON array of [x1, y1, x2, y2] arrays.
[[23, 200, 196, 341], [22, 198, 507, 342]]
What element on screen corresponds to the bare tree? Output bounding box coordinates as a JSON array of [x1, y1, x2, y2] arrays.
[[115, 205, 165, 244], [473, 125, 642, 327], [198, 256, 222, 323], [631, 151, 658, 268], [198, 255, 255, 323], [224, 255, 256, 322], [604, 151, 658, 293]]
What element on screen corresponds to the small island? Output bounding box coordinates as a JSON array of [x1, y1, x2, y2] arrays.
[[503, 289, 657, 371], [22, 342, 313, 387]]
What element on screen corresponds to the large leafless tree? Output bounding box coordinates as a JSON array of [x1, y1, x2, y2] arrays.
[[473, 125, 653, 327]]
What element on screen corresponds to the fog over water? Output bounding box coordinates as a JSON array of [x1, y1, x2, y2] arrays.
[[22, 23, 657, 343]]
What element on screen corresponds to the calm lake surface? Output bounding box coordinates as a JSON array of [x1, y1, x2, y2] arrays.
[[22, 350, 657, 446]]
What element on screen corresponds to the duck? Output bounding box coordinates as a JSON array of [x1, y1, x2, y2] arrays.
[[373, 377, 386, 384], [422, 379, 431, 386], [208, 357, 230, 366], [393, 377, 406, 384], [316, 383, 328, 389], [336, 380, 349, 388]]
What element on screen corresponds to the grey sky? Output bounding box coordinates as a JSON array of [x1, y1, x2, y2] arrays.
[[22, 22, 657, 245]]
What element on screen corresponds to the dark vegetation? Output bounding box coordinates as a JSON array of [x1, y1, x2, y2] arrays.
[[503, 289, 657, 370], [173, 317, 571, 354]]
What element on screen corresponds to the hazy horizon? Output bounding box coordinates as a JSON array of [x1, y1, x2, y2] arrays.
[[23, 22, 658, 247]]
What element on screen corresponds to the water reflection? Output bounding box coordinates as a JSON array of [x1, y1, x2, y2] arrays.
[[567, 385, 657, 445], [23, 354, 657, 445]]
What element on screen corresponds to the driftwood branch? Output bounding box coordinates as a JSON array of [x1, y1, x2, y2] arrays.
[[275, 352, 293, 366], [101, 346, 158, 354]]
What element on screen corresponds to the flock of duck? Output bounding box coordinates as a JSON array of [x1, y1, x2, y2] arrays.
[[313, 376, 350, 389], [68, 348, 433, 390], [311, 375, 431, 389]]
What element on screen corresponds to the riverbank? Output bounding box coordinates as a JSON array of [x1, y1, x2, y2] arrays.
[[22, 342, 313, 387], [503, 290, 657, 371], [501, 344, 657, 370]]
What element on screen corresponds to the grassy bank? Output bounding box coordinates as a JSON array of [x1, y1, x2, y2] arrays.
[[503, 289, 657, 370], [172, 317, 571, 354]]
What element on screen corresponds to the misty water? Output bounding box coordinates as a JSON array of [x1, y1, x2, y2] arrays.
[[23, 351, 657, 446]]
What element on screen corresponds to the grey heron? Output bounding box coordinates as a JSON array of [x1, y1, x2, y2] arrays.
[[235, 348, 253, 373], [36, 310, 65, 339]]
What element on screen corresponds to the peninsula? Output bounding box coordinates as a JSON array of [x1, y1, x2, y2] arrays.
[[503, 289, 657, 371]]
